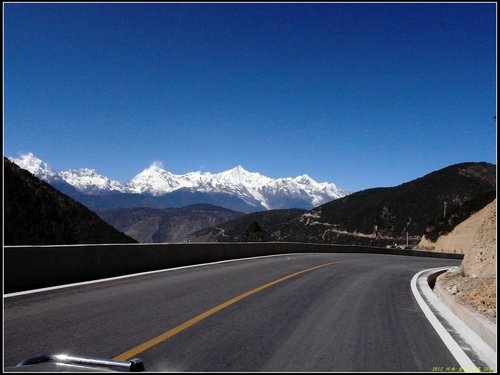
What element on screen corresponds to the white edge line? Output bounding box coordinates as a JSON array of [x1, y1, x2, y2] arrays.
[[3, 253, 299, 298], [411, 267, 480, 373]]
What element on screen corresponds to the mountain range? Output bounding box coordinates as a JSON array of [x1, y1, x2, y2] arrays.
[[9, 153, 347, 212], [5, 154, 495, 247]]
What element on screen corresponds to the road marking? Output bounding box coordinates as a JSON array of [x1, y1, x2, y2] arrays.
[[411, 268, 480, 372], [114, 259, 345, 361]]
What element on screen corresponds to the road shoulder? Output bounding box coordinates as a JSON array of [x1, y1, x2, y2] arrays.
[[411, 267, 496, 372]]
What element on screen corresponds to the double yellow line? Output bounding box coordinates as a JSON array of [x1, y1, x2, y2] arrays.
[[114, 259, 346, 361]]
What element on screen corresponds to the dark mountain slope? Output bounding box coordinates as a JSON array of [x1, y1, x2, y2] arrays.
[[97, 204, 245, 243], [423, 189, 497, 242], [310, 162, 496, 237], [4, 158, 137, 245]]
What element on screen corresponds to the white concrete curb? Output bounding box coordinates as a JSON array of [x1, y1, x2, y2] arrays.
[[434, 279, 496, 352], [412, 268, 496, 372]]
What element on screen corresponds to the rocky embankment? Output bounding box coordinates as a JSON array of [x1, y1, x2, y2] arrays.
[[418, 199, 496, 320]]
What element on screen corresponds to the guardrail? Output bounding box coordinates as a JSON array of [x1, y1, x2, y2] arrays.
[[4, 242, 463, 293]]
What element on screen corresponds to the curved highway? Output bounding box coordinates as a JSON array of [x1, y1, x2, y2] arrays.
[[4, 252, 462, 372]]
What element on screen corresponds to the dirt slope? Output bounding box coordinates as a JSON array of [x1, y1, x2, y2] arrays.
[[418, 199, 496, 320]]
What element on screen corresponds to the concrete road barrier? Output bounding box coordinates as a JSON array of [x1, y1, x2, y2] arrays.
[[4, 242, 463, 293]]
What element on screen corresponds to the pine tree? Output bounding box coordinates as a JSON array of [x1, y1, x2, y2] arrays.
[[242, 221, 266, 242]]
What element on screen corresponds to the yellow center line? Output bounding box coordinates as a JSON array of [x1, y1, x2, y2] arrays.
[[114, 259, 348, 361]]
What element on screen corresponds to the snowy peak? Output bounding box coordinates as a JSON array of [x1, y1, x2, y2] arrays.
[[128, 163, 184, 195], [217, 165, 272, 187], [293, 174, 314, 185], [125, 164, 347, 208], [127, 163, 273, 197], [9, 153, 348, 210], [8, 153, 125, 194], [58, 168, 127, 194], [9, 153, 58, 181]]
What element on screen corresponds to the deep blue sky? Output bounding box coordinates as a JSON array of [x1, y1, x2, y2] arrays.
[[4, 2, 497, 192]]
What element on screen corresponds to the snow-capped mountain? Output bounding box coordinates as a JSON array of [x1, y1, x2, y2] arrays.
[[127, 162, 190, 195], [10, 152, 60, 182], [10, 153, 127, 194], [126, 163, 347, 209], [58, 168, 128, 194], [9, 153, 348, 211]]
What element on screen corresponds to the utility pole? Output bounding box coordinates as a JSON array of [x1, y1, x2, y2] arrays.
[[403, 217, 411, 249], [443, 201, 447, 218]]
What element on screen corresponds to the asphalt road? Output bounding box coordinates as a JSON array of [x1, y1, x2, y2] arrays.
[[4, 252, 462, 372]]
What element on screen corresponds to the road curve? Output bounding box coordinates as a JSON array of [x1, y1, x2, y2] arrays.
[[4, 252, 462, 372]]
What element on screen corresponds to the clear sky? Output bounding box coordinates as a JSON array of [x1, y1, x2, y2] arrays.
[[3, 2, 497, 192]]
